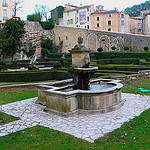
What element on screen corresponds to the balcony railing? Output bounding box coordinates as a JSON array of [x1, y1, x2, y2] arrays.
[[2, 3, 8, 7]]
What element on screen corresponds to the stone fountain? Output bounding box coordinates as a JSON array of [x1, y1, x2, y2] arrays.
[[36, 37, 123, 116]]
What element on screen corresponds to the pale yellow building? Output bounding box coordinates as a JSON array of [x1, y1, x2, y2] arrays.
[[0, 0, 12, 23]]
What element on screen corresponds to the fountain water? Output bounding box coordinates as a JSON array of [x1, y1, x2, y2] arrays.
[[36, 36, 123, 116]]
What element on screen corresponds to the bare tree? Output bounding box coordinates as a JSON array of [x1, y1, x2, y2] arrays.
[[35, 4, 50, 21], [12, 0, 23, 17]]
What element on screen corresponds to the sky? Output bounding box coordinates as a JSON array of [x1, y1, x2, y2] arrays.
[[17, 0, 148, 20]]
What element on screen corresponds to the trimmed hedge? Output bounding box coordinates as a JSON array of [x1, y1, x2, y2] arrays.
[[48, 53, 62, 58], [139, 59, 150, 65], [90, 52, 150, 59], [0, 70, 73, 82], [93, 58, 140, 65]]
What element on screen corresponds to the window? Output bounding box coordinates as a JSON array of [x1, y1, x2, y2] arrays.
[[138, 19, 141, 22], [87, 25, 89, 29], [96, 23, 101, 27], [121, 28, 124, 33], [96, 17, 100, 21], [107, 28, 112, 31], [3, 0, 7, 6], [140, 23, 142, 27], [59, 37, 60, 41], [67, 12, 69, 16], [71, 19, 73, 24], [67, 20, 69, 24], [120, 14, 124, 18], [66, 36, 68, 40], [108, 14, 112, 17], [107, 20, 112, 25], [3, 9, 7, 20], [121, 20, 125, 26], [87, 16, 89, 21], [137, 29, 142, 32], [137, 23, 140, 26], [87, 8, 89, 12]]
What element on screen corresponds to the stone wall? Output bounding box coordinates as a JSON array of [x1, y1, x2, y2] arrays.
[[53, 25, 150, 52], [22, 21, 55, 59], [111, 70, 150, 81]]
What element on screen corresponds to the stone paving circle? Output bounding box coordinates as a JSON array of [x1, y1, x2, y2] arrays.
[[0, 93, 150, 142]]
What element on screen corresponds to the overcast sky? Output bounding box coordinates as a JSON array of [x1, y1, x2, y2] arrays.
[[18, 0, 147, 20]]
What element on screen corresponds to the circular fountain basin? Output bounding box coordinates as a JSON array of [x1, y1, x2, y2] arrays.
[[36, 79, 123, 116]]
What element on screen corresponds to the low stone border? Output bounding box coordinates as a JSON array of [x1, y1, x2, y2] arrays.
[[111, 70, 150, 81]]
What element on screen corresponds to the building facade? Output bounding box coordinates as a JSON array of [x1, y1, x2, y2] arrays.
[[130, 17, 143, 34], [141, 10, 150, 35], [91, 8, 130, 33], [63, 4, 94, 29], [0, 0, 12, 23]]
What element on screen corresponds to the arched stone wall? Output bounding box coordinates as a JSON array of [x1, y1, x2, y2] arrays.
[[99, 35, 110, 51], [76, 32, 86, 45], [87, 33, 97, 51]]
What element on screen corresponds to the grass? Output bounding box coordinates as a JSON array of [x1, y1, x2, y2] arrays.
[[0, 89, 37, 105], [0, 109, 149, 149], [0, 79, 149, 149], [122, 79, 150, 95], [0, 112, 20, 125]]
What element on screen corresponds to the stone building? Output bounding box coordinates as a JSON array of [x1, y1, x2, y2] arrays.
[[130, 17, 143, 34], [141, 10, 150, 35], [0, 0, 12, 23]]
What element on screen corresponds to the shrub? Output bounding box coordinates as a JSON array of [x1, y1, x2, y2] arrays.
[[144, 46, 149, 52], [97, 47, 103, 52], [0, 61, 7, 70], [53, 62, 62, 68], [124, 46, 129, 51], [64, 53, 72, 58], [66, 57, 72, 62], [111, 46, 116, 50], [90, 54, 96, 59], [110, 55, 115, 59], [48, 53, 62, 58]]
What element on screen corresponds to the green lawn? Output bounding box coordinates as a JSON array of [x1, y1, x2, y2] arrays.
[[122, 79, 150, 95], [0, 89, 37, 105], [0, 109, 149, 149], [0, 112, 20, 125], [0, 79, 149, 149]]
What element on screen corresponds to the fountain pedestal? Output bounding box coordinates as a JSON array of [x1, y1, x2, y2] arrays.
[[68, 36, 98, 90]]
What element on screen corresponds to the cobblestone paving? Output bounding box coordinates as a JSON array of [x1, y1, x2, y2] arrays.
[[0, 93, 149, 142]]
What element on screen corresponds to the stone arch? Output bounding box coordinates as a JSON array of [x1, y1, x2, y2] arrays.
[[99, 35, 110, 51], [76, 32, 86, 45], [87, 33, 97, 51], [112, 37, 124, 51]]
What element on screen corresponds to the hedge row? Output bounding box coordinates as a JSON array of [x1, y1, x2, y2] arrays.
[[0, 70, 72, 82], [139, 59, 150, 65], [93, 58, 139, 65], [48, 53, 62, 58], [96, 65, 150, 72], [90, 52, 150, 59]]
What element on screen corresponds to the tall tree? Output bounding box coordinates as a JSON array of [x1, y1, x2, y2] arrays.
[[35, 4, 50, 21], [27, 13, 41, 22], [124, 0, 150, 16], [12, 0, 23, 17], [0, 18, 26, 60]]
